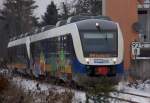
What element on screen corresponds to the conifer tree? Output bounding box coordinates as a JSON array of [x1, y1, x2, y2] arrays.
[[42, 1, 58, 26], [0, 0, 38, 36], [60, 2, 69, 20]]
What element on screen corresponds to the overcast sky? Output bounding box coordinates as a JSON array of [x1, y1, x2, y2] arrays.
[[0, 0, 4, 9]]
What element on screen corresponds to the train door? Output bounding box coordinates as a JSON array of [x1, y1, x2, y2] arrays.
[[30, 41, 44, 78]]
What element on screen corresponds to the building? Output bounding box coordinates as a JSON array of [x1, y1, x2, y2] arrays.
[[100, 0, 150, 78], [101, 0, 146, 70], [138, 0, 150, 41]]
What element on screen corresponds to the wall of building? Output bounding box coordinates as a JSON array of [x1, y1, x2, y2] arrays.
[[105, 0, 139, 70]]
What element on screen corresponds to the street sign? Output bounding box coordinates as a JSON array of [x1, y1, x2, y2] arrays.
[[131, 42, 150, 59]]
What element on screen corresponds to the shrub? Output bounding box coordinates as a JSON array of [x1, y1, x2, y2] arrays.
[[0, 76, 32, 103], [46, 89, 74, 103], [0, 76, 9, 93], [78, 76, 117, 103]]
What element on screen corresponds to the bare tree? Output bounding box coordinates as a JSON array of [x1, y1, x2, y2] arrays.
[[72, 0, 102, 15]]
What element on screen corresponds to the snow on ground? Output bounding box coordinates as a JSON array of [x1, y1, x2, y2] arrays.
[[115, 81, 150, 103], [13, 77, 50, 92], [1, 68, 150, 103], [12, 77, 150, 103], [118, 80, 150, 97], [0, 69, 9, 74], [12, 77, 86, 103]]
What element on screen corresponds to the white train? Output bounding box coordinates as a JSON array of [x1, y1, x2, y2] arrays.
[[8, 16, 124, 81]]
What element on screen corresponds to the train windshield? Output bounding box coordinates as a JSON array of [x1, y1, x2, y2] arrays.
[[80, 30, 118, 58]]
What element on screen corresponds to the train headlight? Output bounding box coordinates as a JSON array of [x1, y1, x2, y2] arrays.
[[113, 58, 117, 64], [96, 23, 101, 31], [96, 23, 99, 27], [85, 58, 89, 64]]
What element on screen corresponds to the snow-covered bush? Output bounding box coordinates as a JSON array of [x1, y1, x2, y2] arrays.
[[78, 76, 117, 103]]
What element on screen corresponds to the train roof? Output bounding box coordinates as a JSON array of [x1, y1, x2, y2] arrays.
[[8, 15, 112, 43], [75, 19, 117, 31], [8, 19, 118, 48], [67, 15, 111, 24], [8, 16, 116, 47]]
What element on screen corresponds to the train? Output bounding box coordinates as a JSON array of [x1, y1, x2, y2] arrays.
[[7, 15, 124, 82]]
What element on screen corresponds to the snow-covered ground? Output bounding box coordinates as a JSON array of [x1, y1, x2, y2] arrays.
[[11, 77, 150, 103], [1, 69, 150, 103], [115, 81, 150, 103], [12, 77, 86, 103]]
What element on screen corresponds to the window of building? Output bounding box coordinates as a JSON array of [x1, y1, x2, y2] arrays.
[[138, 0, 150, 41]]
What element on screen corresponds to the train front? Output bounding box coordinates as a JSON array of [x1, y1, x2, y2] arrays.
[[75, 19, 124, 76]]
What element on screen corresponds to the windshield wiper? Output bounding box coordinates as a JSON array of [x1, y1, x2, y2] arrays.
[[105, 33, 108, 40]]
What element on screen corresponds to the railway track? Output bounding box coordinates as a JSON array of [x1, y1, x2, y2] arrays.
[[108, 90, 150, 103], [97, 94, 139, 103], [114, 90, 150, 99]]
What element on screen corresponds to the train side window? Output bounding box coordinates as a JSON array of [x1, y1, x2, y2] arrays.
[[8, 44, 29, 69], [15, 45, 28, 64], [58, 37, 61, 41], [65, 34, 75, 57]]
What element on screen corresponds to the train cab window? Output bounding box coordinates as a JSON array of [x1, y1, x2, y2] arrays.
[[80, 30, 118, 58]]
